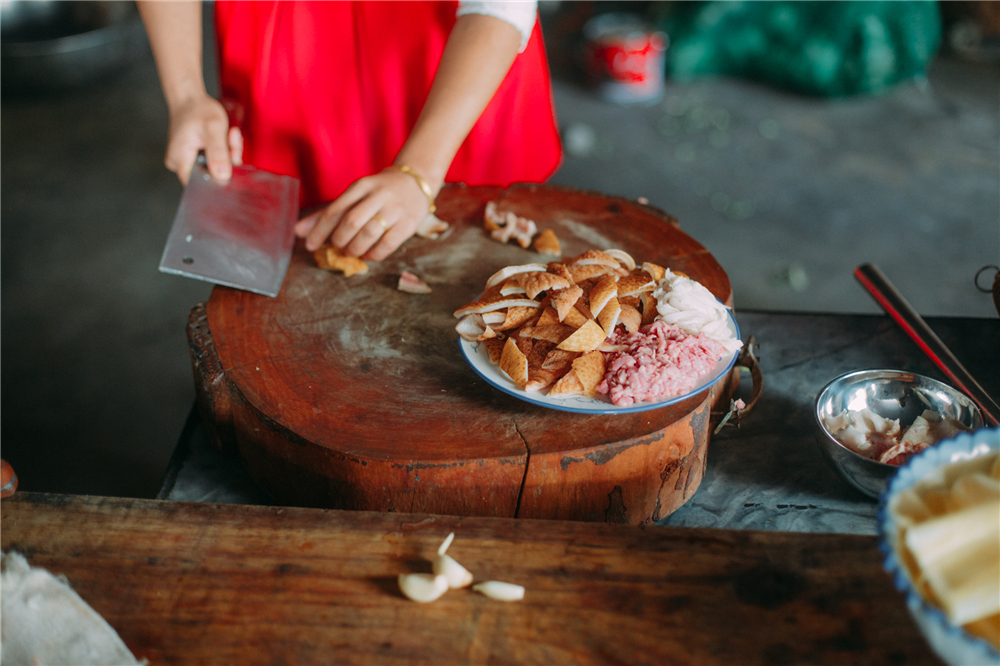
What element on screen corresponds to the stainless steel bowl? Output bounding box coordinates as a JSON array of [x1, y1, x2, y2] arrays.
[[814, 369, 984, 499], [1, 1, 145, 94]]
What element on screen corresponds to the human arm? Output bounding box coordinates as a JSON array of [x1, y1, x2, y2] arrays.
[[136, 1, 242, 185], [295, 12, 524, 261]]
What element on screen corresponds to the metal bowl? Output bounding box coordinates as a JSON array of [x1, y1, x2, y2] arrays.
[[813, 369, 984, 499], [1, 1, 145, 94]]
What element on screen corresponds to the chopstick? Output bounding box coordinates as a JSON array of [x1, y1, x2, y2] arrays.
[[855, 263, 1000, 427]]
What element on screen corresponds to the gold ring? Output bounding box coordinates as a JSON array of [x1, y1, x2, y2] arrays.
[[373, 215, 388, 230]]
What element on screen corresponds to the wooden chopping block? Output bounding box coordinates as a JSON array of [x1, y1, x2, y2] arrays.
[[189, 185, 739, 523]]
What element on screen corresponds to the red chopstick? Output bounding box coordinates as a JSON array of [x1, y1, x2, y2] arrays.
[[855, 263, 1000, 427]]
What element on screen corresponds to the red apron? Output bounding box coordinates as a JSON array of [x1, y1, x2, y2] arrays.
[[215, 1, 563, 209]]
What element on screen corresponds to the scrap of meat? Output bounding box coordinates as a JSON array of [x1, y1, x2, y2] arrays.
[[398, 271, 432, 294], [534, 229, 561, 256], [416, 214, 449, 239], [313, 245, 368, 277], [484, 201, 537, 249]]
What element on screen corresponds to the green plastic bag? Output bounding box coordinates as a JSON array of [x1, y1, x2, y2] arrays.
[[656, 1, 942, 97]]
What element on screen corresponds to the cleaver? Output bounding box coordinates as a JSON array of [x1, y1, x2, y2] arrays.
[[159, 159, 301, 297]]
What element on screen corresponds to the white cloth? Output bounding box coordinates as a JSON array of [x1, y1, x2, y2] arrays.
[[1, 551, 140, 666], [458, 1, 538, 52]]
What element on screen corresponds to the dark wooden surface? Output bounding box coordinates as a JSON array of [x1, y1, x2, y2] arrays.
[[193, 184, 739, 522], [162, 311, 1000, 540], [1, 492, 941, 666]]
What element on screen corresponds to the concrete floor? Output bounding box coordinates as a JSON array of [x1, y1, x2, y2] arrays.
[[2, 7, 998, 499]]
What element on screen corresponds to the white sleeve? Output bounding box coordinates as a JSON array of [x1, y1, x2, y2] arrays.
[[456, 1, 538, 53]]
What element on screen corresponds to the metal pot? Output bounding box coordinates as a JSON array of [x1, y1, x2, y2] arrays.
[[1, 1, 146, 94]]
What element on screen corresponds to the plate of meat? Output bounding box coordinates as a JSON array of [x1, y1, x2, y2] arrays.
[[453, 251, 743, 414], [458, 309, 741, 415]]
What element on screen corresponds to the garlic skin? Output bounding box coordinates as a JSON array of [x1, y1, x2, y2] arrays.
[[398, 573, 449, 603], [472, 581, 525, 601], [438, 532, 456, 556], [433, 553, 474, 589]]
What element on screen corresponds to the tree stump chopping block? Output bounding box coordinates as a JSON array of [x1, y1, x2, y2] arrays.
[[188, 184, 737, 523]]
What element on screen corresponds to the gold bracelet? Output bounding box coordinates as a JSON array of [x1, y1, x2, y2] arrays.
[[387, 164, 437, 215]]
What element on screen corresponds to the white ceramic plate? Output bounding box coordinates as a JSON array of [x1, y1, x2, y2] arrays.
[[458, 310, 741, 414]]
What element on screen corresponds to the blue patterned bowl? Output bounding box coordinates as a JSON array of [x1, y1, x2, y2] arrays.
[[877, 427, 1000, 666]]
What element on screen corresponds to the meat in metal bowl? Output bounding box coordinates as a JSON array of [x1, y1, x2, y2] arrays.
[[814, 369, 983, 499]]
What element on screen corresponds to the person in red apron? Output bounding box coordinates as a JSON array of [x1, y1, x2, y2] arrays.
[[137, 1, 563, 261]]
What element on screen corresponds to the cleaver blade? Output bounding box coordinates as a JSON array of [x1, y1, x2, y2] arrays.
[[159, 162, 301, 297]]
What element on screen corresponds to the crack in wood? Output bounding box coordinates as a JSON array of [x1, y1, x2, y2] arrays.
[[513, 418, 530, 518]]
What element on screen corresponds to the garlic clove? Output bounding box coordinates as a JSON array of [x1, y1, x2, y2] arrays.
[[471, 581, 525, 601], [398, 573, 449, 603], [433, 553, 474, 589]]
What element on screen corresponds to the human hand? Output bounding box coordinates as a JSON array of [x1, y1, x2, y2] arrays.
[[165, 93, 243, 186], [294, 168, 437, 261]]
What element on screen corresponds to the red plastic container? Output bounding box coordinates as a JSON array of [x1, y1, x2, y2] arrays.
[[584, 13, 668, 104]]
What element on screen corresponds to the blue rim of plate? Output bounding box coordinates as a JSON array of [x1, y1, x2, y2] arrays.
[[876, 426, 1000, 663], [458, 309, 741, 414]]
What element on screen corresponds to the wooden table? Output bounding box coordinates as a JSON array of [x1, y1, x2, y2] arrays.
[[11, 308, 994, 663], [1, 492, 941, 665]]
